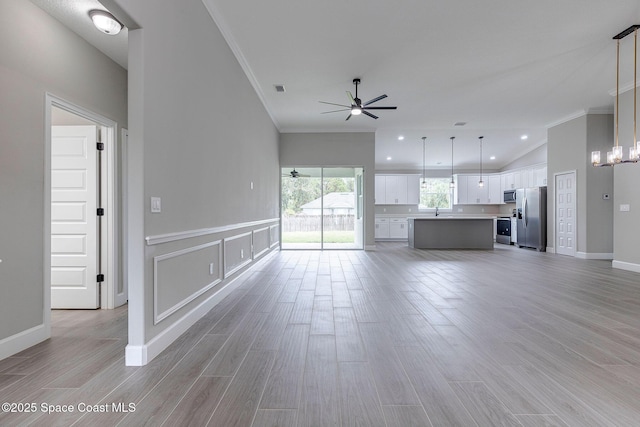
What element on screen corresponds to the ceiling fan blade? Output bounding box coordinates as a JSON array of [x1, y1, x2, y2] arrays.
[[346, 91, 355, 105], [321, 108, 351, 114], [362, 110, 378, 119], [363, 94, 387, 106], [364, 106, 397, 110], [319, 101, 350, 108], [345, 113, 352, 121]]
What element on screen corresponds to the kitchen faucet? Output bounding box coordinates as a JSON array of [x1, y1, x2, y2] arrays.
[[435, 207, 439, 216]]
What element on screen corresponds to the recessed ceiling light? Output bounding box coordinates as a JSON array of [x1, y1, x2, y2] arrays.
[[89, 10, 123, 35], [274, 84, 286, 93], [398, 136, 404, 141], [490, 156, 496, 160], [454, 122, 467, 127], [386, 156, 392, 161], [521, 135, 528, 140]]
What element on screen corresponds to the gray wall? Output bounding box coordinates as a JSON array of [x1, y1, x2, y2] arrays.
[[0, 0, 127, 343], [280, 133, 375, 247], [112, 0, 280, 347], [547, 113, 613, 255], [501, 144, 547, 171], [614, 90, 640, 266]]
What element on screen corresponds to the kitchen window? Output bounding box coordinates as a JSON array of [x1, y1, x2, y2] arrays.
[[418, 177, 453, 211]]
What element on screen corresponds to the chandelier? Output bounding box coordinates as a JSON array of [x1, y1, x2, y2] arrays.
[[592, 25, 640, 166]]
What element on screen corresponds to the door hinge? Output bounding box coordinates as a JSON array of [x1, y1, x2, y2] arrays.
[[97, 274, 105, 283], [97, 208, 105, 216], [97, 142, 105, 151]]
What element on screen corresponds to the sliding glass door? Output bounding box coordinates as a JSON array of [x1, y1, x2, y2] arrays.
[[281, 167, 363, 250]]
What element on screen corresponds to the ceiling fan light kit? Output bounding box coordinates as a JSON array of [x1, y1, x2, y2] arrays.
[[319, 78, 397, 120], [592, 24, 640, 167]]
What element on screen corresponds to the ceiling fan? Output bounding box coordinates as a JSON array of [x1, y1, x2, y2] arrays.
[[319, 78, 397, 120], [282, 168, 309, 178]]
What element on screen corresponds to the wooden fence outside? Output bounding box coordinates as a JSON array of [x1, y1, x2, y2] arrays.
[[283, 214, 355, 232]]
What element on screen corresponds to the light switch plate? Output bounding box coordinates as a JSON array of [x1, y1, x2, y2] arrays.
[[151, 197, 161, 213]]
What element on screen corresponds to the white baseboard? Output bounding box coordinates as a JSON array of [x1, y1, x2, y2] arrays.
[[576, 252, 614, 260], [125, 249, 278, 366], [612, 260, 640, 273], [365, 245, 376, 251], [546, 247, 556, 254], [0, 323, 50, 361]]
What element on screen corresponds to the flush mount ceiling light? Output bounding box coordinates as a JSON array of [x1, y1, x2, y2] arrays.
[[89, 10, 123, 35], [398, 135, 405, 141], [520, 135, 528, 140], [592, 25, 640, 166]]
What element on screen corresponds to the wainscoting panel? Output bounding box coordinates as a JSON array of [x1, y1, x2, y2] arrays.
[[224, 232, 253, 278], [153, 241, 222, 324], [253, 227, 270, 259], [270, 224, 280, 248]]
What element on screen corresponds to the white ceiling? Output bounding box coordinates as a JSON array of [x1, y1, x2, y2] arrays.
[[33, 0, 640, 170]]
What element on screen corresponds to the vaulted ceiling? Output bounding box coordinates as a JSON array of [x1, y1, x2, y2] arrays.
[[33, 0, 640, 170]]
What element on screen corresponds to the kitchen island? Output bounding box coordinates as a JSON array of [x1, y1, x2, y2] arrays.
[[408, 217, 494, 249]]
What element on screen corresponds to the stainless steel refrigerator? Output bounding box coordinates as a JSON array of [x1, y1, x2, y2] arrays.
[[516, 187, 547, 251]]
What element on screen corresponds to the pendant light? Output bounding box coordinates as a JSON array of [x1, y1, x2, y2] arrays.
[[592, 25, 640, 166], [478, 136, 484, 187], [421, 137, 427, 189], [449, 137, 455, 189]]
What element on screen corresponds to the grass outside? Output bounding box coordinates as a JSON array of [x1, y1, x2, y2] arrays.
[[283, 231, 355, 243]]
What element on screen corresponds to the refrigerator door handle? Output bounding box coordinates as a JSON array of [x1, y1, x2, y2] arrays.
[[523, 197, 527, 227]]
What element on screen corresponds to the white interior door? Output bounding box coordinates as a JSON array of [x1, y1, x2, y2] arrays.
[[51, 125, 100, 309], [555, 171, 576, 257]]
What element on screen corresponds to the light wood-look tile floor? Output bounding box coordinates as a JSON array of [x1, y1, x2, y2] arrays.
[[2, 243, 640, 426]]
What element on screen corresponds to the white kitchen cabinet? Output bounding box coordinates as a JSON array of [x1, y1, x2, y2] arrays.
[[454, 175, 468, 204], [513, 170, 522, 189], [385, 175, 408, 204], [406, 175, 420, 205], [389, 218, 408, 239], [455, 174, 502, 204], [467, 175, 487, 204], [533, 165, 547, 186], [501, 172, 515, 190], [375, 217, 390, 239], [375, 175, 420, 205], [487, 175, 502, 204], [375, 175, 386, 204]]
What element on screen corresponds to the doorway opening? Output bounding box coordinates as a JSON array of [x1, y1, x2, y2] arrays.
[[45, 94, 125, 312], [281, 167, 364, 250]]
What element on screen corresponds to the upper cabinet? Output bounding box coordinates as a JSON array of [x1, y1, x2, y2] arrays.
[[455, 174, 500, 204], [376, 165, 545, 206], [375, 174, 420, 205]]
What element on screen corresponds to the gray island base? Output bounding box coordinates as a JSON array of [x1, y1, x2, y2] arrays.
[[408, 217, 494, 249]]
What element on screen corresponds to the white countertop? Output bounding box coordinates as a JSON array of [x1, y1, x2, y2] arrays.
[[407, 216, 496, 220]]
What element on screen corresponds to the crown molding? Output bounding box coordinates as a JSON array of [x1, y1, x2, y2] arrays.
[[201, 0, 281, 131]]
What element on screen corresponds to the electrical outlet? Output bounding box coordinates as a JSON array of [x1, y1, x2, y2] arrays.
[[250, 181, 254, 190], [620, 204, 630, 212], [241, 249, 244, 259], [209, 263, 214, 275]]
